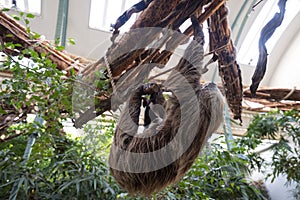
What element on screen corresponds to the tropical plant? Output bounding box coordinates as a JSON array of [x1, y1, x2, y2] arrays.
[[238, 109, 300, 199]]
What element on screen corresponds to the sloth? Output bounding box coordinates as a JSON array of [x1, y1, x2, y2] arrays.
[[109, 16, 224, 196]]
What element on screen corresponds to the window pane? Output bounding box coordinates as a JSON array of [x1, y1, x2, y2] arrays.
[[0, 0, 41, 14], [237, 0, 300, 65], [89, 0, 140, 32]]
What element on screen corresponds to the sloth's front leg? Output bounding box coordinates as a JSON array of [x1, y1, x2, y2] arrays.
[[142, 84, 166, 127], [115, 83, 162, 148], [116, 83, 160, 126]]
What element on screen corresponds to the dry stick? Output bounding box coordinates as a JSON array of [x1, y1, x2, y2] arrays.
[[244, 88, 300, 101], [108, 6, 198, 98], [159, 0, 207, 30], [252, 0, 264, 9], [282, 87, 297, 100], [148, 67, 175, 81], [114, 0, 226, 90], [111, 0, 220, 78], [83, 0, 224, 81], [113, 28, 173, 89], [151, 0, 225, 65], [114, 0, 228, 98], [204, 43, 230, 57], [0, 12, 87, 73], [0, 12, 29, 37], [153, 0, 226, 64], [149, 47, 226, 81], [82, 57, 104, 78], [108, 0, 183, 77]]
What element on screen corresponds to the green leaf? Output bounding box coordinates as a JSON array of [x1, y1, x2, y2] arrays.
[[33, 33, 41, 39], [12, 15, 20, 21], [69, 68, 75, 76], [54, 38, 60, 45], [26, 13, 35, 19], [0, 107, 8, 114], [18, 54, 24, 60], [56, 46, 65, 51], [14, 43, 22, 47], [30, 50, 39, 59], [26, 27, 31, 33], [1, 8, 10, 12], [68, 38, 76, 45], [5, 42, 15, 49], [25, 19, 30, 25], [5, 34, 14, 38]]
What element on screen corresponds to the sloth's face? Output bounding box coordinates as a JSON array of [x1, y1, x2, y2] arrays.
[[201, 82, 224, 111]]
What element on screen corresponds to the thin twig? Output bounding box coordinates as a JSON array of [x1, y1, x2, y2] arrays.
[[148, 67, 176, 81], [252, 0, 264, 10], [203, 43, 230, 57]]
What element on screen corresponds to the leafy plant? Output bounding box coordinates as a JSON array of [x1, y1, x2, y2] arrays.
[[155, 109, 300, 199], [239, 109, 300, 184], [0, 118, 121, 200], [0, 10, 119, 199], [156, 139, 267, 200]]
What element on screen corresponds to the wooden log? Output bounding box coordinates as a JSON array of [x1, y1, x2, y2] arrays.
[[244, 88, 300, 101], [208, 3, 243, 122]]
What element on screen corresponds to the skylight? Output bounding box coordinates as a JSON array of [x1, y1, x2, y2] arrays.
[[237, 0, 300, 66]]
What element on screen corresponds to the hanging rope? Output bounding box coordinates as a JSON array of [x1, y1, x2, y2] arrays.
[[104, 51, 116, 92]]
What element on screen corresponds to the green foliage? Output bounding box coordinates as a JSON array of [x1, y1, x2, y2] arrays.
[[9, 11, 40, 39], [0, 12, 120, 199], [156, 109, 300, 199], [157, 140, 266, 200], [0, 119, 121, 200], [1, 54, 72, 134], [239, 110, 300, 184]]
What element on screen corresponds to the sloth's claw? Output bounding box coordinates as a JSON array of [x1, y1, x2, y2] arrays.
[[142, 83, 160, 94]]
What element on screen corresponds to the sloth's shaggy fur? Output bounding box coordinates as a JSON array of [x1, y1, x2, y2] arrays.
[[109, 16, 224, 196]]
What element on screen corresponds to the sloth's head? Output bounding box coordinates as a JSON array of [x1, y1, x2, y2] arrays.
[[201, 82, 224, 133]]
